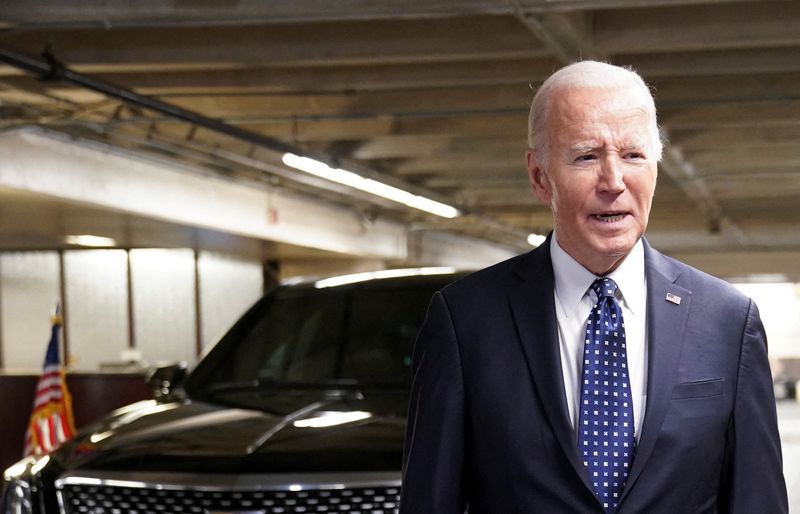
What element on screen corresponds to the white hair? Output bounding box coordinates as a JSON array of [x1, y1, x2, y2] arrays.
[[527, 60, 663, 166]]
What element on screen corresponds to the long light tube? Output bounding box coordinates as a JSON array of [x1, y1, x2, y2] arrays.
[[282, 153, 460, 218], [314, 266, 457, 289], [293, 411, 373, 428], [64, 234, 117, 247]]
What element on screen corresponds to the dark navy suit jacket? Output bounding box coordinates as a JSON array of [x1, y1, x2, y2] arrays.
[[400, 238, 787, 513]]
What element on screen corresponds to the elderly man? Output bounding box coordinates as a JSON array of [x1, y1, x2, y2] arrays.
[[399, 61, 787, 513]]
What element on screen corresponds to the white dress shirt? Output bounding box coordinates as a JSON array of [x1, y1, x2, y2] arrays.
[[550, 234, 648, 442]]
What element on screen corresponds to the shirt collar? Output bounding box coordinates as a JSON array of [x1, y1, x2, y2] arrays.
[[550, 232, 646, 317]]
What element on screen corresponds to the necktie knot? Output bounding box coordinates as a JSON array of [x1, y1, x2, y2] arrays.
[[591, 277, 618, 301]]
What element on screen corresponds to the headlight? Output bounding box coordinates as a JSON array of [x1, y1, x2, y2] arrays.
[[1, 455, 47, 514]]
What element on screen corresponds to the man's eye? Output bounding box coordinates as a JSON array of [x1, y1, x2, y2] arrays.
[[576, 154, 596, 162], [625, 152, 644, 160]]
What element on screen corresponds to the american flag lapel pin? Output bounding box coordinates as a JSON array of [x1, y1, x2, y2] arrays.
[[665, 292, 682, 305]]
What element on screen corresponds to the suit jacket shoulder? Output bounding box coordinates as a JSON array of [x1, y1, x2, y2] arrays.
[[440, 241, 552, 307], [645, 243, 752, 316]]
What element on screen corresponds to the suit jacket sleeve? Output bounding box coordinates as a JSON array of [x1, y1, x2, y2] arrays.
[[720, 299, 788, 513], [399, 291, 466, 514]]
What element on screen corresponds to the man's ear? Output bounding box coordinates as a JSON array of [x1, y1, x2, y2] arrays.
[[526, 149, 552, 205]]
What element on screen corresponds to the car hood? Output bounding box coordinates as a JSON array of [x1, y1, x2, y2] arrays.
[[53, 389, 408, 474]]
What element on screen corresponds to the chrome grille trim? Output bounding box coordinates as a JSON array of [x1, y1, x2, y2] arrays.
[[56, 470, 401, 491], [56, 471, 401, 514]]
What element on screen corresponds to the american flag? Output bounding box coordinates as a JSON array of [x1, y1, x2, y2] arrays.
[[23, 309, 76, 456]]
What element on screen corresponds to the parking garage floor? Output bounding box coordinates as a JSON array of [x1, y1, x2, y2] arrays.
[[778, 401, 800, 511]]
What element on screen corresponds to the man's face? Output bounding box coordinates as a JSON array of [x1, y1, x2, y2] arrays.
[[527, 85, 658, 275]]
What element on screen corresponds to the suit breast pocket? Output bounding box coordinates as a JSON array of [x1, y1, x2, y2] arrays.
[[671, 378, 724, 400], [660, 377, 730, 456]]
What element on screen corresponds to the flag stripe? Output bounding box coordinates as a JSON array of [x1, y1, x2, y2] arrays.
[[24, 315, 76, 457]]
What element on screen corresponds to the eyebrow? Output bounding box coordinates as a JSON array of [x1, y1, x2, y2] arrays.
[[621, 137, 650, 150], [569, 138, 650, 154], [570, 141, 601, 154]]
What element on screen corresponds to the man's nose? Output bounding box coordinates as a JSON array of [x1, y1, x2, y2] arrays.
[[598, 157, 625, 193]]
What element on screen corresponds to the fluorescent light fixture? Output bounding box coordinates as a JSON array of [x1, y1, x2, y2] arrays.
[[64, 234, 117, 247], [527, 233, 546, 247], [315, 266, 457, 289], [282, 153, 459, 218], [293, 411, 373, 428]]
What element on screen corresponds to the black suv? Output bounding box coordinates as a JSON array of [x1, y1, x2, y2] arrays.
[[1, 269, 461, 514]]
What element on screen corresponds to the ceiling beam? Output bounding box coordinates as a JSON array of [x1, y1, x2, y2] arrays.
[[13, 73, 800, 128], [659, 138, 749, 246], [650, 73, 800, 106], [0, 47, 472, 221], [6, 79, 800, 127], [669, 126, 800, 150], [661, 101, 800, 129], [4, 3, 792, 73], [424, 175, 529, 188], [0, 0, 771, 28], [508, 1, 594, 63], [0, 127, 410, 259], [0, 58, 561, 94], [3, 48, 797, 95], [352, 135, 525, 160], [595, 1, 800, 54], [0, 17, 547, 70], [705, 176, 800, 201], [157, 85, 532, 119], [689, 144, 800, 169], [628, 47, 800, 78], [6, 67, 800, 114], [515, 0, 780, 11], [395, 155, 523, 174], [3, 112, 529, 144]]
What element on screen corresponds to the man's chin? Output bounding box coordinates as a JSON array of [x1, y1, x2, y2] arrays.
[[586, 236, 640, 271]]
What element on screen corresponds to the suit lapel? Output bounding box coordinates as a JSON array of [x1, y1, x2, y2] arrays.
[[508, 240, 597, 495], [620, 242, 692, 501]]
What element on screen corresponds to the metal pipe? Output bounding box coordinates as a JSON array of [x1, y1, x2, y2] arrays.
[[0, 46, 298, 156], [0, 46, 466, 206], [0, 46, 536, 248]]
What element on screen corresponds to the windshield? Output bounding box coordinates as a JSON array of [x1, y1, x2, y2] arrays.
[[186, 276, 452, 401]]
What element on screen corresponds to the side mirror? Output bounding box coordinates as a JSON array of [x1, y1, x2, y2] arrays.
[[146, 362, 188, 401]]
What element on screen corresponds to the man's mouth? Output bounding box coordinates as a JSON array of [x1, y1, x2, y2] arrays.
[[592, 212, 628, 223]]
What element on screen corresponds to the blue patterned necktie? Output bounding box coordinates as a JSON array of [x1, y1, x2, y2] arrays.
[[577, 278, 635, 513]]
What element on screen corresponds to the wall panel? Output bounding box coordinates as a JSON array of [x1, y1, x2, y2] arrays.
[[63, 250, 129, 370], [130, 249, 196, 365], [198, 252, 263, 352], [0, 251, 61, 370]]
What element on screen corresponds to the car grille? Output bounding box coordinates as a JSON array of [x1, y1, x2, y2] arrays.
[[56, 471, 401, 514]]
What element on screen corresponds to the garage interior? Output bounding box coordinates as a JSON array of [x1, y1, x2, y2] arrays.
[[1, 1, 800, 271], [0, 0, 798, 506]]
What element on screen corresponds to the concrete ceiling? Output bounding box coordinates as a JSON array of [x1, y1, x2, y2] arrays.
[[0, 0, 799, 277]]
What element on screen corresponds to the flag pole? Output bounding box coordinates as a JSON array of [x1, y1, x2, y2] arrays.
[[23, 304, 76, 456]]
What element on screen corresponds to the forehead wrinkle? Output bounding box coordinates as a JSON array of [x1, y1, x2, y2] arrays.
[[568, 133, 652, 155], [548, 86, 658, 157]]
